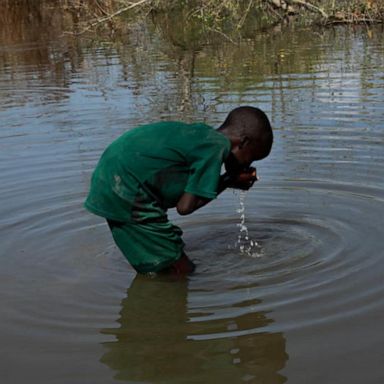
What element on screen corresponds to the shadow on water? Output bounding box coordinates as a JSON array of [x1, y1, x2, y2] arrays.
[[100, 274, 288, 383]]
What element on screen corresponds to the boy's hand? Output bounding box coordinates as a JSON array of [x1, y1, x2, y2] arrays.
[[228, 167, 258, 190]]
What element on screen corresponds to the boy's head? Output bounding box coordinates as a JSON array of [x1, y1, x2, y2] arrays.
[[218, 106, 273, 168]]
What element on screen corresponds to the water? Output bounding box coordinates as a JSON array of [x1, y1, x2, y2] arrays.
[[235, 191, 261, 257], [1, 6, 384, 383]]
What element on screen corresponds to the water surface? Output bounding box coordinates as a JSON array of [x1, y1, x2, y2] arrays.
[[1, 8, 384, 384]]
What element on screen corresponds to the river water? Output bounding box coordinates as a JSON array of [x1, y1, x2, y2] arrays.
[[1, 7, 384, 384]]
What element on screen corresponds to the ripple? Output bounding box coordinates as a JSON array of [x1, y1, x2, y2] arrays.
[[181, 180, 384, 335]]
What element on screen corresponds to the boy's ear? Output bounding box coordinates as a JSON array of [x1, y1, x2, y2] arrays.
[[239, 136, 250, 149], [230, 136, 243, 149]]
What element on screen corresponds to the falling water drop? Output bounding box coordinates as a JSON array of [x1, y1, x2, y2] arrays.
[[235, 190, 262, 257]]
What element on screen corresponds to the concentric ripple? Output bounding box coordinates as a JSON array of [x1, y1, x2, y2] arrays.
[[180, 180, 384, 338]]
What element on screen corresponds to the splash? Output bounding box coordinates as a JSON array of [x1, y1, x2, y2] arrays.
[[235, 191, 262, 258]]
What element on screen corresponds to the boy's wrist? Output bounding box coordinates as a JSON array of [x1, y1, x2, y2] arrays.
[[219, 169, 257, 192], [218, 173, 235, 194], [221, 173, 233, 185]]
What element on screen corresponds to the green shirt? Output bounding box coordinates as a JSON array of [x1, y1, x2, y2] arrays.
[[84, 121, 231, 222]]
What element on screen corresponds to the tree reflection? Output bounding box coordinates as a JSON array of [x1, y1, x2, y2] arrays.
[[3, 2, 381, 118], [100, 274, 288, 383]]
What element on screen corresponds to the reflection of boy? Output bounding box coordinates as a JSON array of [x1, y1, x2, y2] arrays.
[[100, 274, 287, 383], [85, 106, 273, 275]]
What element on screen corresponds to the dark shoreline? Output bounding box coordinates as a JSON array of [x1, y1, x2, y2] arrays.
[[1, 0, 383, 40]]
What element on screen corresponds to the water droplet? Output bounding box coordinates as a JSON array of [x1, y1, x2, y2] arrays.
[[235, 191, 260, 257]]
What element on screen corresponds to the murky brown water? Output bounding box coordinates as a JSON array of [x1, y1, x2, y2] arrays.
[[1, 5, 384, 384]]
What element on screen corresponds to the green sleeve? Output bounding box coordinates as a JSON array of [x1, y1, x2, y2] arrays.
[[184, 140, 229, 200]]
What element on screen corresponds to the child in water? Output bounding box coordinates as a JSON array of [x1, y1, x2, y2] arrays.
[[85, 106, 273, 275]]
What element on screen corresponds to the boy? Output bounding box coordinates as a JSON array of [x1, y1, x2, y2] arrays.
[[85, 106, 273, 275]]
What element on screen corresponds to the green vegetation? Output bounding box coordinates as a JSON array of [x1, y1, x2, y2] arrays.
[[1, 0, 383, 40], [68, 0, 384, 33], [150, 0, 384, 28]]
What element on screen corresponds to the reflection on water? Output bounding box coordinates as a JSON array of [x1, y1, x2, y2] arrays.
[[1, 3, 384, 384], [101, 275, 287, 383]]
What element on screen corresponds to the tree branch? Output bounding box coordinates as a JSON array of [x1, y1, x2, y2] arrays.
[[266, 0, 328, 19], [66, 0, 151, 35], [287, 0, 328, 19], [266, 0, 295, 14], [237, 0, 254, 30]]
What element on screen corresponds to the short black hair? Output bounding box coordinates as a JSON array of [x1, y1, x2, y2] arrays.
[[219, 106, 273, 158]]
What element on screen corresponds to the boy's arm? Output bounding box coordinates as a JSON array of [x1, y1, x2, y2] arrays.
[[176, 169, 257, 215], [176, 174, 229, 215]]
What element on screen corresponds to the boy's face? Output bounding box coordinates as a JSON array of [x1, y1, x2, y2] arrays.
[[229, 139, 271, 171], [225, 148, 257, 175], [224, 130, 272, 175]]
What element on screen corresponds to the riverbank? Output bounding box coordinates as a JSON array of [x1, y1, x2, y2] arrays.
[[1, 0, 383, 39], [150, 0, 384, 27]]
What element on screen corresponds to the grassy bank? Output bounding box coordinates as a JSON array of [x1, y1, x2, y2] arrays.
[[1, 0, 383, 38], [150, 0, 384, 26]]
